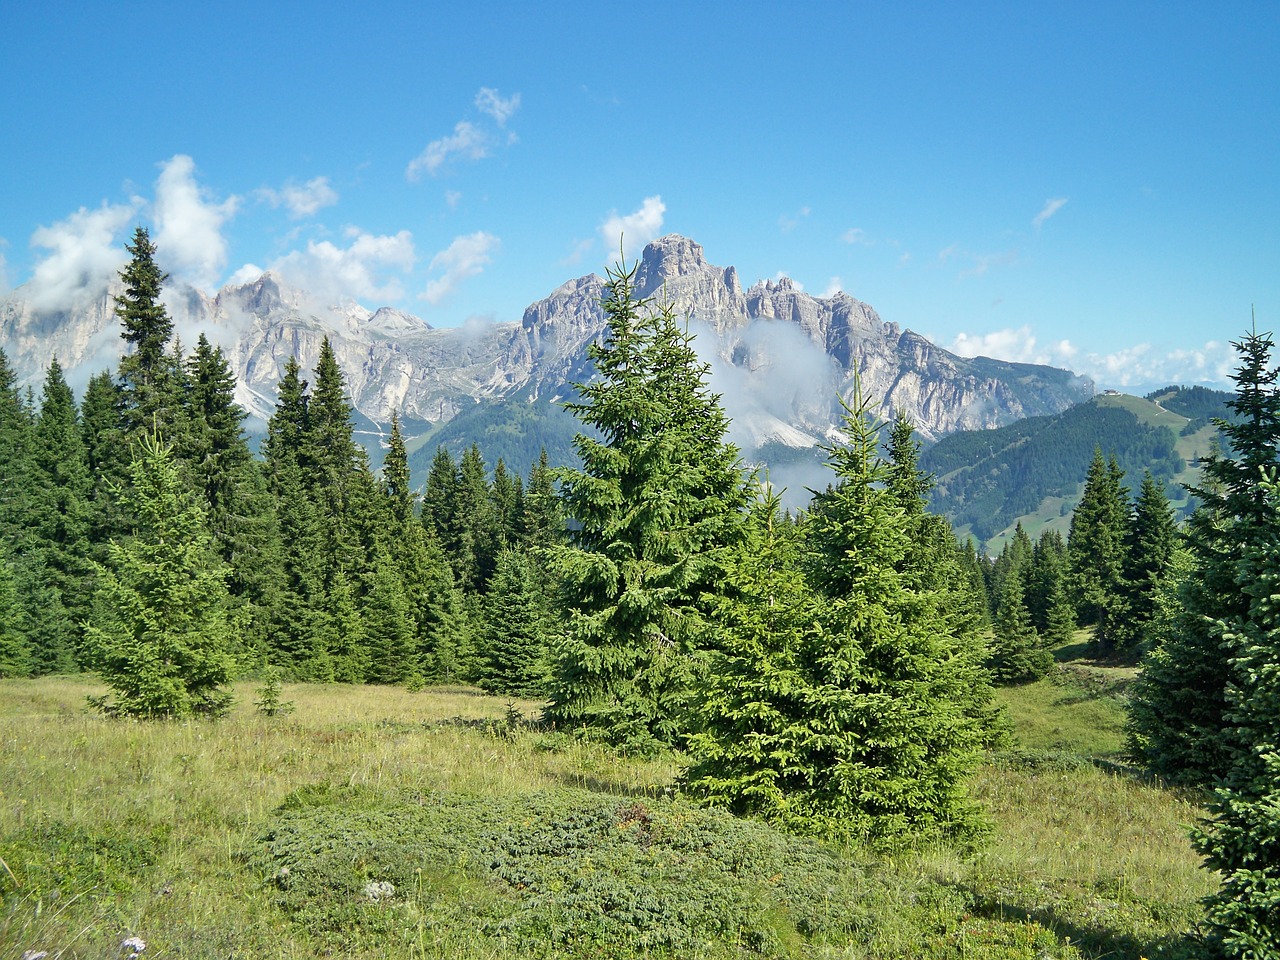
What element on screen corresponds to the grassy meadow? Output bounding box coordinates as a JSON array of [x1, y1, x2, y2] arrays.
[[1, 657, 1215, 959]]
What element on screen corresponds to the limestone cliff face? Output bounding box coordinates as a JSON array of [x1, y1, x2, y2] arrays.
[[0, 235, 1092, 445]]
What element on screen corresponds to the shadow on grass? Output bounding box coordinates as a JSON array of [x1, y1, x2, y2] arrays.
[[1053, 640, 1093, 663], [548, 771, 671, 800], [957, 886, 1204, 960]]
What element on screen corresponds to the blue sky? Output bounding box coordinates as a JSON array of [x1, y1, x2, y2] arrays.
[[3, 1, 1277, 391]]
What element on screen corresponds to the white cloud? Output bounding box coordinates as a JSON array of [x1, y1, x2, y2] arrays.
[[840, 227, 870, 245], [599, 196, 666, 263], [261, 176, 339, 219], [445, 190, 462, 210], [406, 87, 523, 182], [27, 201, 138, 311], [271, 229, 415, 304], [948, 327, 1235, 389], [153, 154, 239, 291], [950, 326, 1051, 364], [475, 87, 521, 126], [227, 263, 265, 287], [1080, 340, 1235, 389], [407, 121, 490, 180], [1033, 196, 1068, 228], [820, 277, 843, 298], [771, 271, 802, 290], [422, 231, 500, 305]]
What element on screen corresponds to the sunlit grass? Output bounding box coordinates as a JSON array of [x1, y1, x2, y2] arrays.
[[1, 673, 1211, 959]]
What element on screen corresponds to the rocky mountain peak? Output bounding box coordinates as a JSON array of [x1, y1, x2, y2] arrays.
[[628, 234, 746, 329], [635, 234, 709, 286], [0, 233, 1093, 454]]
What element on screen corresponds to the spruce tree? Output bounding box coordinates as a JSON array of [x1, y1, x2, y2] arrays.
[[116, 228, 174, 376], [1027, 530, 1077, 647], [988, 569, 1052, 684], [455, 444, 499, 592], [477, 548, 550, 696], [423, 445, 460, 551], [1193, 467, 1280, 958], [361, 549, 415, 684], [380, 413, 414, 526], [115, 228, 181, 436], [180, 334, 283, 653], [685, 487, 822, 824], [81, 370, 132, 555], [1114, 471, 1178, 654], [321, 567, 367, 684], [544, 259, 750, 749], [0, 349, 34, 553], [22, 359, 93, 673], [793, 382, 994, 845], [82, 433, 237, 718], [521, 448, 562, 552], [262, 379, 327, 678], [1068, 449, 1130, 656], [1129, 329, 1280, 788]]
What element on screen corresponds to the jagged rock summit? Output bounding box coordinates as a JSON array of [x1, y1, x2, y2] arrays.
[[0, 234, 1092, 452]]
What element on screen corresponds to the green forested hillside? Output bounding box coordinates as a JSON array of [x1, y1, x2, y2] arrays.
[[921, 389, 1226, 548], [406, 393, 585, 482]]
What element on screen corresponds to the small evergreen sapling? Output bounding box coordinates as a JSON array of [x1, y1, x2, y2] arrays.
[[255, 666, 295, 717]]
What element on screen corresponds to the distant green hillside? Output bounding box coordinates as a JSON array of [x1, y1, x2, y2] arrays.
[[922, 386, 1231, 551], [405, 393, 585, 483]]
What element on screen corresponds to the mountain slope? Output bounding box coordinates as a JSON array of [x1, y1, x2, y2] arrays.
[[923, 387, 1231, 550]]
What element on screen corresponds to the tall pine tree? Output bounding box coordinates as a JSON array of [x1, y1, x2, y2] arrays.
[[545, 259, 750, 749], [1068, 449, 1130, 657]]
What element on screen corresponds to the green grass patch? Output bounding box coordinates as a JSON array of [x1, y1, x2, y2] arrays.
[[0, 675, 1214, 959]]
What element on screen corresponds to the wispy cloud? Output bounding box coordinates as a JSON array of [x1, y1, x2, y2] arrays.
[[27, 201, 138, 311], [422, 231, 500, 304], [407, 87, 522, 181], [270, 228, 415, 304], [153, 154, 239, 291], [559, 237, 595, 268], [1033, 196, 1068, 228], [1080, 340, 1235, 389], [778, 206, 810, 233], [407, 121, 489, 180], [820, 277, 843, 298], [840, 227, 871, 245], [260, 176, 338, 219], [475, 87, 521, 126], [600, 196, 666, 263], [939, 243, 1017, 278]]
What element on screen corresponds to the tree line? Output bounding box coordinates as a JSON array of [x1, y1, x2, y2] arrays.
[[0, 228, 561, 700]]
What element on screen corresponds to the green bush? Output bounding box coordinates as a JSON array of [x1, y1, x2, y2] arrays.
[[251, 785, 895, 957]]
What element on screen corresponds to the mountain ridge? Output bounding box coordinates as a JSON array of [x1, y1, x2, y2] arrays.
[[0, 234, 1094, 460]]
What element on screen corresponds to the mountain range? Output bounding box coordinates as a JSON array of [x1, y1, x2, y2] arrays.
[[1, 235, 1094, 487]]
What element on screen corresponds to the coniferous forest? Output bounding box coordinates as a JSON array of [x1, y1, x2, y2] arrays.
[[4, 229, 1280, 958]]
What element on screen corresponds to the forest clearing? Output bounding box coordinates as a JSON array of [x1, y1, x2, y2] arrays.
[[1, 645, 1211, 960]]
